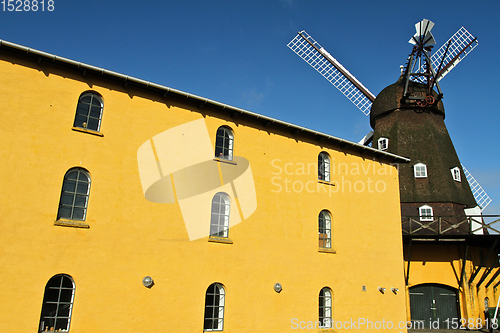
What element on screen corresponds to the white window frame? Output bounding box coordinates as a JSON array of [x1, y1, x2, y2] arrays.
[[215, 127, 234, 161], [210, 193, 230, 238], [203, 283, 225, 331], [319, 287, 332, 328], [57, 168, 91, 221], [419, 205, 433, 222], [74, 92, 104, 132], [451, 167, 461, 182], [414, 163, 428, 178], [318, 152, 330, 181], [318, 210, 331, 248], [38, 274, 75, 333], [377, 137, 389, 151]]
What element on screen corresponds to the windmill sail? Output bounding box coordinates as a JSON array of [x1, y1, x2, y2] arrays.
[[287, 31, 375, 116], [462, 164, 492, 211], [423, 27, 478, 82], [288, 26, 491, 210]]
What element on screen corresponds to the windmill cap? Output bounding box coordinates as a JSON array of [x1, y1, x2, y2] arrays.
[[370, 75, 445, 129]]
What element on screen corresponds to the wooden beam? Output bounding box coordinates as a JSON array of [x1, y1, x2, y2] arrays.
[[459, 242, 469, 288], [406, 239, 412, 286], [469, 239, 499, 285], [485, 267, 500, 289]]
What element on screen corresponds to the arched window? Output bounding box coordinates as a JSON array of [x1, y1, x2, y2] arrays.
[[319, 287, 332, 328], [215, 127, 233, 160], [38, 274, 75, 333], [318, 152, 330, 181], [203, 283, 225, 331], [74, 92, 104, 132], [57, 168, 91, 221], [419, 205, 433, 221], [210, 193, 230, 238], [319, 210, 331, 248], [414, 163, 427, 178]]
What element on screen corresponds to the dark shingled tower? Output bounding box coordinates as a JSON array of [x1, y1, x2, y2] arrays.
[[370, 75, 477, 232]]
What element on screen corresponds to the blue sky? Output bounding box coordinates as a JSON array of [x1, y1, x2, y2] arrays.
[[1, 0, 499, 215]]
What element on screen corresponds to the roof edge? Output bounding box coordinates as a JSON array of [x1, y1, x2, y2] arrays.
[[0, 39, 409, 163]]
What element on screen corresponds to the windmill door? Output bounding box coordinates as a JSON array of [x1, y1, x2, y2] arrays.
[[409, 284, 459, 329]]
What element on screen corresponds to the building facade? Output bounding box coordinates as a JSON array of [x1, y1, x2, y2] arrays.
[[0, 40, 409, 332], [370, 75, 500, 328]]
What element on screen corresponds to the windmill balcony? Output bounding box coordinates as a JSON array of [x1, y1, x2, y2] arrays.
[[402, 215, 500, 237]]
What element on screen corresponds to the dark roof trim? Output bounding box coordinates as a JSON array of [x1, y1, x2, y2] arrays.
[[0, 39, 409, 163]]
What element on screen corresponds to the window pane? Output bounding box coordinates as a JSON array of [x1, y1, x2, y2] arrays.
[[60, 193, 74, 206], [89, 105, 102, 117], [80, 95, 91, 103], [74, 195, 87, 208], [62, 180, 76, 193], [61, 278, 73, 289], [204, 319, 215, 330], [212, 200, 219, 212], [88, 119, 101, 130], [57, 304, 72, 317], [41, 303, 58, 318], [72, 208, 85, 220], [59, 289, 73, 302], [77, 172, 89, 182], [76, 183, 89, 194], [58, 207, 72, 219], [215, 135, 224, 147], [91, 98, 102, 107], [73, 119, 85, 128], [44, 287, 60, 302], [76, 106, 89, 116], [210, 224, 218, 236], [65, 171, 78, 181], [54, 317, 69, 331]]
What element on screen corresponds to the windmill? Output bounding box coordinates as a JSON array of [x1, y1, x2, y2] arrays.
[[287, 19, 492, 213]]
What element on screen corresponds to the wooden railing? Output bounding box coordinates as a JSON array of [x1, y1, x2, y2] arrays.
[[402, 215, 500, 236]]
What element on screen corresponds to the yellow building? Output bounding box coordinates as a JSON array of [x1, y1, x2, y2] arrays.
[[0, 40, 409, 332], [403, 226, 500, 329], [369, 68, 500, 330]]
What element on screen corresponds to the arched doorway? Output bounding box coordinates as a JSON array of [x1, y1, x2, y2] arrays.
[[409, 283, 459, 329]]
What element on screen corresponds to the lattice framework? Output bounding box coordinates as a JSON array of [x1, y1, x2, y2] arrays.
[[287, 31, 374, 116], [462, 164, 492, 211]]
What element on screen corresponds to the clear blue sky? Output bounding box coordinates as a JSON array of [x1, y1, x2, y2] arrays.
[[1, 0, 499, 215]]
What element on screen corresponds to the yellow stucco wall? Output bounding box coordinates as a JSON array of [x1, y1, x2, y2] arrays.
[[0, 52, 408, 332], [405, 243, 500, 328]]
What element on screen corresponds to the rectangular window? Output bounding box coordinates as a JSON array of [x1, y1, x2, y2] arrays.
[[451, 167, 461, 182], [378, 138, 388, 151], [419, 206, 433, 221], [414, 164, 427, 178]]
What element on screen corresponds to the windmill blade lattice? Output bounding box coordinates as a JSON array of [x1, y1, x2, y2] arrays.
[[288, 31, 375, 116], [424, 27, 478, 82], [462, 164, 492, 211]]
